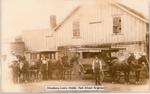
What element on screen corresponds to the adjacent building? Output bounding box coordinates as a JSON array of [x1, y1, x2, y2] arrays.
[[22, 28, 57, 62]]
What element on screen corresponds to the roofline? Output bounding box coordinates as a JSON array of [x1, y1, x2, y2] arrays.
[[23, 28, 50, 32], [58, 41, 145, 48], [25, 51, 57, 53], [53, 6, 81, 31], [52, 2, 149, 32], [112, 2, 149, 23]]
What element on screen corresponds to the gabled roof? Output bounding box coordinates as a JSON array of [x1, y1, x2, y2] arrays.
[[53, 6, 80, 31], [112, 2, 149, 23], [53, 1, 149, 31]]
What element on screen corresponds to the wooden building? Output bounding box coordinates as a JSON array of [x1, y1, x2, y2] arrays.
[[22, 29, 57, 62], [52, 0, 149, 59], [22, 0, 149, 61]]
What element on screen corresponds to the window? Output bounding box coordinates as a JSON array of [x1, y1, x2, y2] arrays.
[[73, 21, 80, 37], [113, 17, 121, 34]]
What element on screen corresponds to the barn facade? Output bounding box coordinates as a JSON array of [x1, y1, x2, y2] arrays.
[[21, 0, 149, 61], [52, 0, 149, 60]]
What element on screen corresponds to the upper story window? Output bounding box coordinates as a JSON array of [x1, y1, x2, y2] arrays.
[[113, 17, 121, 34], [73, 21, 80, 37]]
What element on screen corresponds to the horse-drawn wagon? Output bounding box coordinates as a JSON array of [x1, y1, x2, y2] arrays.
[[78, 58, 110, 80], [78, 54, 148, 84]]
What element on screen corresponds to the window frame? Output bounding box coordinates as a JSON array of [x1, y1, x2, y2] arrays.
[[72, 20, 80, 38], [112, 16, 122, 35]]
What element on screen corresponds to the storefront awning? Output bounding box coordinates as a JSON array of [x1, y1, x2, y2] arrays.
[[68, 47, 123, 52]]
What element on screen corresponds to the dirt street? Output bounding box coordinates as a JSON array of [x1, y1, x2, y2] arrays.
[[2, 80, 149, 93]]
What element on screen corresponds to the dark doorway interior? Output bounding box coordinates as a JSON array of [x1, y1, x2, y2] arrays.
[[82, 52, 102, 58]]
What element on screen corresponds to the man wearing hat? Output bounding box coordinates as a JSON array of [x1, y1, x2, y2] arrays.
[[92, 56, 104, 85]]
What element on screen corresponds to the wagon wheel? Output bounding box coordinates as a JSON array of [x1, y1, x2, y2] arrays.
[[115, 71, 121, 82], [52, 69, 60, 80], [80, 70, 86, 80], [140, 67, 148, 81], [38, 71, 42, 81]]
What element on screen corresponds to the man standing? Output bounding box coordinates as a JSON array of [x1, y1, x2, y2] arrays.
[[48, 59, 53, 79], [92, 56, 104, 85], [22, 56, 29, 83], [18, 58, 24, 83], [41, 57, 48, 80]]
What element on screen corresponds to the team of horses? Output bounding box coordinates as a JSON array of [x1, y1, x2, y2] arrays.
[[107, 55, 149, 84]]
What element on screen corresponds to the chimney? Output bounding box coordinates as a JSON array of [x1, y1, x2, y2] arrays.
[[50, 15, 57, 29]]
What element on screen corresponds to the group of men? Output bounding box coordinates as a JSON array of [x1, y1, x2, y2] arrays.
[[39, 57, 53, 80], [10, 54, 68, 83], [39, 56, 64, 80]]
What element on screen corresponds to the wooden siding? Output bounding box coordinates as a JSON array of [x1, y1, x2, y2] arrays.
[[54, 1, 147, 49], [22, 29, 56, 52]]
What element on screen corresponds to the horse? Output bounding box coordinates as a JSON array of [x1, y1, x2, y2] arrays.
[[108, 57, 136, 84], [10, 55, 27, 83], [109, 54, 149, 84], [30, 59, 44, 81], [49, 59, 65, 80], [14, 55, 25, 83], [136, 55, 149, 83], [10, 60, 20, 83]]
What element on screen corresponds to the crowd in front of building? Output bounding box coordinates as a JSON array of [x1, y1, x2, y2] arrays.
[[9, 50, 149, 86], [9, 52, 74, 84]]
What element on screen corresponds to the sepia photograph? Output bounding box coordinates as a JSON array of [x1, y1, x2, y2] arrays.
[[1, 0, 150, 93]]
